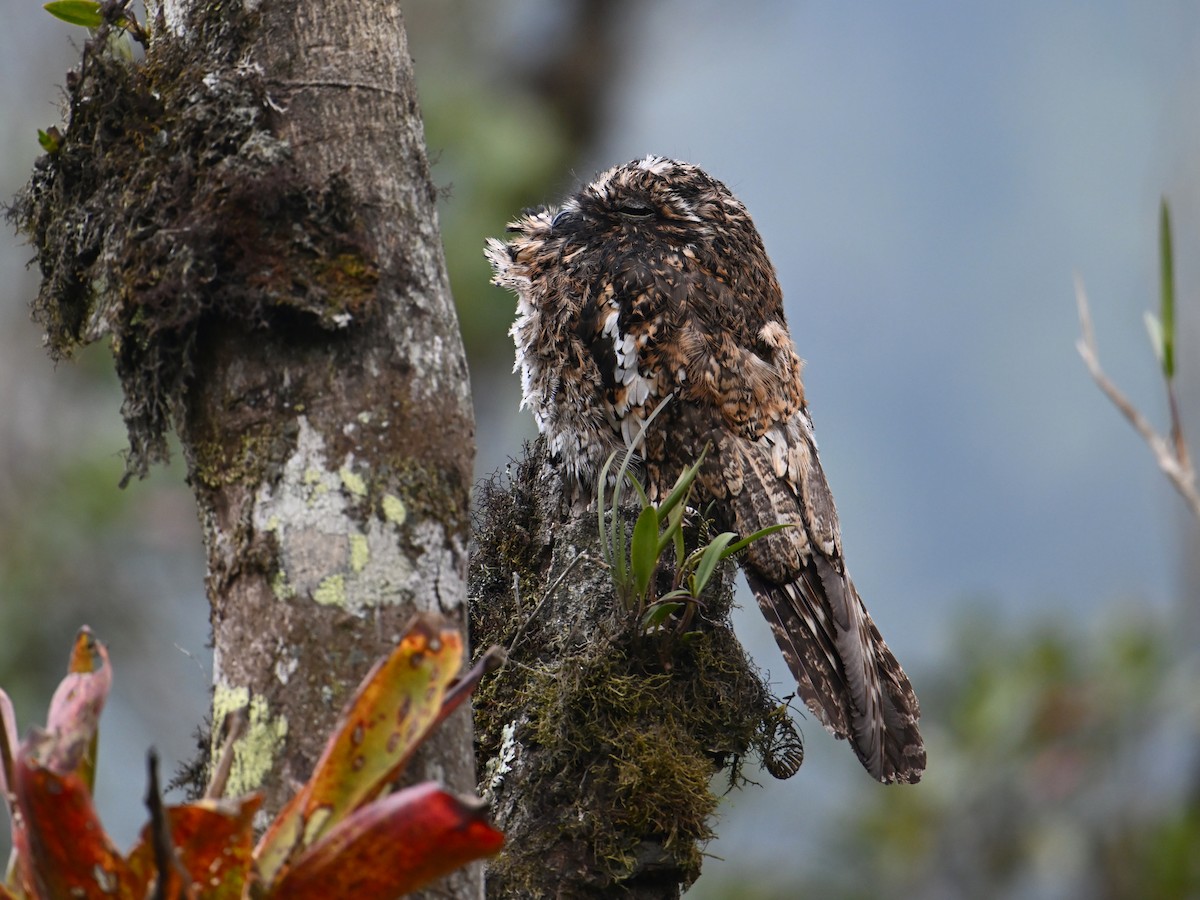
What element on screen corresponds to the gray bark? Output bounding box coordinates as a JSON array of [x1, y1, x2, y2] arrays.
[[174, 7, 480, 897], [14, 0, 479, 896]]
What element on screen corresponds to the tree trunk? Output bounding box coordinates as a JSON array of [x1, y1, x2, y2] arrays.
[[14, 0, 478, 896], [470, 443, 798, 899]]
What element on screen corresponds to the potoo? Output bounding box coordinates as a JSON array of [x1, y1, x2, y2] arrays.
[[486, 155, 925, 784]]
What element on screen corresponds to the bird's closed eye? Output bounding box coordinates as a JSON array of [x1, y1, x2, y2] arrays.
[[616, 203, 655, 220]]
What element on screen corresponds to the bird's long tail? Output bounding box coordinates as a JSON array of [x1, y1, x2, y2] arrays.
[[745, 565, 925, 784], [711, 421, 925, 784]]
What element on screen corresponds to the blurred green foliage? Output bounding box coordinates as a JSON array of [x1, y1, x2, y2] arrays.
[[419, 77, 570, 368], [699, 609, 1200, 899]]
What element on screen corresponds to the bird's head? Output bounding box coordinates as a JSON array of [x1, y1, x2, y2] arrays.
[[486, 155, 770, 292]]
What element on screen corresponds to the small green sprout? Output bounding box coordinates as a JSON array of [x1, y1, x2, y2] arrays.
[[43, 0, 149, 46], [596, 399, 790, 635], [37, 127, 62, 155], [1144, 198, 1175, 380], [43, 0, 103, 28]]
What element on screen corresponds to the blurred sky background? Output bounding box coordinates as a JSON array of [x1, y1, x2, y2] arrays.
[[3, 2, 1200, 897]]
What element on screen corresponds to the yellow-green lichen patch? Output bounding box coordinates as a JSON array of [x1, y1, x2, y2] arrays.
[[302, 466, 330, 504], [272, 568, 294, 600], [381, 493, 406, 525], [313, 573, 346, 607], [210, 684, 289, 797], [349, 533, 369, 573], [339, 465, 367, 498]]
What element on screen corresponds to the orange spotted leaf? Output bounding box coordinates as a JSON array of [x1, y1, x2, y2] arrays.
[[255, 612, 463, 885], [125, 794, 261, 899]]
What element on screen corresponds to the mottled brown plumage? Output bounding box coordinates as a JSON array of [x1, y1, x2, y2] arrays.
[[486, 155, 925, 784]]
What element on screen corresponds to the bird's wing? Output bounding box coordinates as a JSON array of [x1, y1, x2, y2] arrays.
[[711, 411, 925, 784]]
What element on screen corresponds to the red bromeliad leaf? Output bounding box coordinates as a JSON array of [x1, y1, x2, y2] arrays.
[[13, 749, 132, 899], [125, 795, 262, 899], [10, 808, 36, 900], [0, 695, 16, 899], [265, 782, 504, 900], [0, 688, 16, 799], [255, 613, 464, 885], [45, 627, 110, 792]]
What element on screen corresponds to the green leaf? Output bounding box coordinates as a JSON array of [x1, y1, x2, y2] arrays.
[[626, 471, 650, 508], [642, 601, 685, 631], [611, 510, 628, 593], [43, 0, 103, 27], [37, 128, 61, 154], [609, 451, 634, 590], [1159, 198, 1176, 380], [597, 451, 619, 570], [656, 495, 686, 559], [692, 532, 737, 596], [672, 522, 686, 580], [630, 505, 661, 600], [722, 523, 793, 558], [656, 454, 703, 524]]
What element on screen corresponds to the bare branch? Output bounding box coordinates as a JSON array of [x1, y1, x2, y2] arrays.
[[507, 551, 589, 656], [1074, 275, 1200, 519]]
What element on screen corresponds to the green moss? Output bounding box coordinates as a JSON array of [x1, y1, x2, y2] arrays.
[[191, 428, 275, 489]]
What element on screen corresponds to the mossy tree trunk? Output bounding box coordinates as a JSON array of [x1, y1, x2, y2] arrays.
[[471, 444, 796, 899], [14, 1, 478, 897]]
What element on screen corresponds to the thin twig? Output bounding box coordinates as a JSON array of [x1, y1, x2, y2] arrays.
[[1168, 380, 1192, 472], [145, 749, 189, 900], [204, 708, 246, 801], [1074, 275, 1200, 519], [508, 552, 589, 656], [435, 646, 507, 730]]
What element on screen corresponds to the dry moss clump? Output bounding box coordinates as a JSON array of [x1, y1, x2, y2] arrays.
[[9, 2, 378, 480]]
